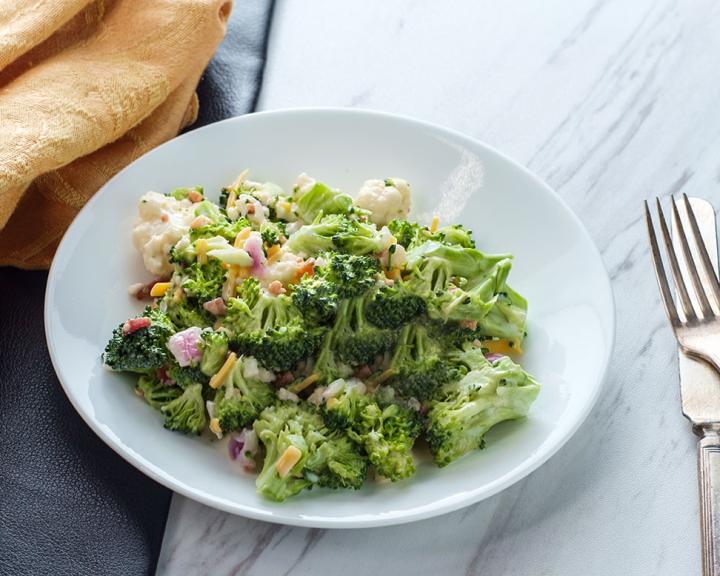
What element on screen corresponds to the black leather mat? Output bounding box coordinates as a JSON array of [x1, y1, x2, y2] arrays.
[[0, 2, 274, 574]]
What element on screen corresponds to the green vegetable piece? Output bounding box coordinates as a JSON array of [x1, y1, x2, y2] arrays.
[[296, 181, 353, 223], [103, 307, 175, 374], [199, 330, 229, 376], [161, 383, 207, 434], [136, 374, 182, 409], [426, 353, 540, 467]]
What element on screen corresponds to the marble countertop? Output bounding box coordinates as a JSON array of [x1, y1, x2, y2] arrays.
[[157, 1, 720, 574]]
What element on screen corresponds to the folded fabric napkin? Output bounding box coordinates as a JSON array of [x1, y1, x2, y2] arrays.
[[0, 0, 232, 269]]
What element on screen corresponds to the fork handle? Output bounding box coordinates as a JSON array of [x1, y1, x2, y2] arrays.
[[699, 428, 720, 575]]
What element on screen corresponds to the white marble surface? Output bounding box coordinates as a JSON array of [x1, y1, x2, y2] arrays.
[[157, 1, 720, 573]]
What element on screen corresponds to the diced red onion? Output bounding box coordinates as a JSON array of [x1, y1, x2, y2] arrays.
[[166, 326, 203, 367], [228, 429, 258, 472], [243, 232, 266, 277], [485, 353, 505, 363]]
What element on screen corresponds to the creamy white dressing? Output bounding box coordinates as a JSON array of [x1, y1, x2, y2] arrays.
[[132, 191, 196, 276]]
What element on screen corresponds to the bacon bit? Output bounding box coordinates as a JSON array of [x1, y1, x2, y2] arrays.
[[187, 190, 203, 203], [190, 215, 212, 229], [383, 278, 395, 287], [234, 227, 252, 248], [160, 213, 169, 223], [268, 280, 286, 295], [246, 203, 256, 214], [276, 371, 294, 386], [157, 366, 171, 384], [203, 297, 227, 316], [122, 317, 151, 336], [354, 365, 372, 379], [460, 319, 478, 330]]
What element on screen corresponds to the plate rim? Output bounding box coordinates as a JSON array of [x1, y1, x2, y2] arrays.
[[45, 107, 616, 528]]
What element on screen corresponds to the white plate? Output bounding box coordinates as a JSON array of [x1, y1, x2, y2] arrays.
[[46, 108, 615, 528]]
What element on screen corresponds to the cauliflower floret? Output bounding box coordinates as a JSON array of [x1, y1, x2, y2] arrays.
[[355, 177, 411, 226], [262, 246, 303, 286], [132, 191, 196, 276], [293, 173, 316, 198]]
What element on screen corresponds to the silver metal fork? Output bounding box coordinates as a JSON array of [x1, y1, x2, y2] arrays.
[[646, 194, 720, 576]]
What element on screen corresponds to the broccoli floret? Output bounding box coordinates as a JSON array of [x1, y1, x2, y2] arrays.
[[223, 289, 323, 372], [167, 186, 203, 201], [213, 357, 275, 432], [286, 214, 384, 257], [350, 402, 421, 481], [321, 380, 371, 429], [189, 217, 251, 243], [166, 362, 208, 389], [332, 296, 396, 367], [304, 432, 368, 490], [405, 241, 513, 322], [260, 220, 286, 246], [295, 181, 353, 223], [199, 330, 229, 376], [430, 224, 476, 248], [425, 353, 541, 467], [103, 307, 175, 374], [161, 295, 214, 329], [291, 274, 340, 325], [365, 282, 426, 329], [136, 374, 182, 409], [387, 219, 425, 249], [291, 253, 379, 324], [180, 259, 226, 303], [386, 324, 452, 400], [160, 383, 207, 434], [253, 402, 367, 501], [323, 382, 421, 481], [477, 286, 528, 343]]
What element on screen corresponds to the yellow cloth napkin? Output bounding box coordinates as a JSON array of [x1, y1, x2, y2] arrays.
[[0, 0, 232, 269]]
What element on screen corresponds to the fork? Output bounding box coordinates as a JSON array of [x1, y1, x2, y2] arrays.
[[646, 194, 720, 576]]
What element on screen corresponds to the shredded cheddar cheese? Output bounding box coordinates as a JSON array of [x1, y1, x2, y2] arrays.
[[234, 227, 251, 248], [484, 339, 523, 356], [276, 446, 302, 478], [209, 352, 237, 389], [149, 282, 171, 297], [209, 418, 222, 439], [195, 239, 208, 265], [289, 372, 321, 394], [430, 215, 439, 233]]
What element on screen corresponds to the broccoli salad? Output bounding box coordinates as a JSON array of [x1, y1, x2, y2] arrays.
[[104, 172, 541, 502]]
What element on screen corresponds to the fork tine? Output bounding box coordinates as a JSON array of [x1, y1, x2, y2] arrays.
[[671, 196, 714, 318], [681, 193, 720, 311], [656, 198, 696, 321], [645, 200, 681, 327]]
